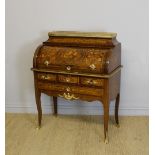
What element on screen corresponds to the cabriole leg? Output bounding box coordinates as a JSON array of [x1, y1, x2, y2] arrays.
[[53, 96, 57, 115], [35, 89, 42, 129], [34, 72, 42, 129], [103, 102, 109, 144], [115, 93, 120, 128], [103, 79, 110, 144]]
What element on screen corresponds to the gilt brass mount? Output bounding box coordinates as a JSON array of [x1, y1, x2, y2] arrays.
[[59, 93, 79, 100]]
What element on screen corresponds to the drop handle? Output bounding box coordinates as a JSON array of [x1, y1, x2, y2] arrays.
[[89, 64, 96, 70], [44, 60, 49, 66]]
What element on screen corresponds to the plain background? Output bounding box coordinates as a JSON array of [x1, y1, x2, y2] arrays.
[[5, 0, 148, 115]]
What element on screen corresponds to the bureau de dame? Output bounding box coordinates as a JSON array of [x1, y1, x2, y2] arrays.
[[31, 31, 122, 144]]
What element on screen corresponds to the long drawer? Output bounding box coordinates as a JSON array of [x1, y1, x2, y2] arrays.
[[38, 82, 103, 97]]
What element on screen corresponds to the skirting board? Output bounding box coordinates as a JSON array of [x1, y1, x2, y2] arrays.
[[6, 104, 149, 116]]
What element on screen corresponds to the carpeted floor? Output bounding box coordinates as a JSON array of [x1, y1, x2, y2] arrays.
[[6, 113, 149, 155]]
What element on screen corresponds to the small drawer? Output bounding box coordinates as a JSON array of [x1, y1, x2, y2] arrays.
[[58, 75, 79, 84], [80, 77, 103, 87], [37, 73, 56, 82]]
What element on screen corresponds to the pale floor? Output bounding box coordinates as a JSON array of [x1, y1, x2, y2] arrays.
[[6, 113, 149, 155]]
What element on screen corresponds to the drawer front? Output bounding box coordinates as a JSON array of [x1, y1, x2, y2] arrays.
[[36, 46, 107, 74], [38, 82, 102, 97], [37, 73, 56, 81], [80, 77, 103, 87], [58, 75, 79, 84]]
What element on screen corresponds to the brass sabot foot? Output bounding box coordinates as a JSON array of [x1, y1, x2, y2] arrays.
[[104, 131, 109, 144], [104, 138, 109, 144], [115, 123, 120, 128], [36, 126, 41, 130]]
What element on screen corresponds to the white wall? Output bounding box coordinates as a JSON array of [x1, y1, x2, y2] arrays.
[[6, 0, 149, 115]]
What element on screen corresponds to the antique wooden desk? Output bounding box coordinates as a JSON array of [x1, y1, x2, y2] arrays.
[[31, 31, 122, 143]]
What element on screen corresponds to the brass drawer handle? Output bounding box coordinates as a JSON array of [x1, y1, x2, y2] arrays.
[[41, 75, 50, 80], [59, 93, 79, 100], [44, 60, 49, 66], [89, 64, 96, 70], [87, 80, 97, 85], [66, 66, 71, 71]]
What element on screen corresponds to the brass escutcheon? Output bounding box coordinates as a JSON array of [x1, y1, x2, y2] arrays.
[[66, 66, 71, 71], [66, 77, 70, 82]]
